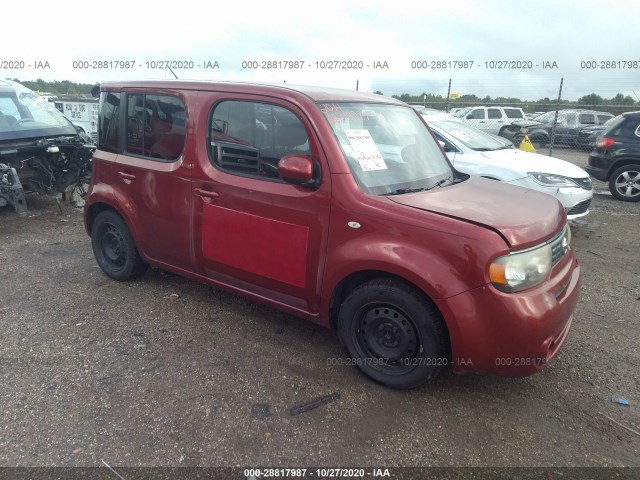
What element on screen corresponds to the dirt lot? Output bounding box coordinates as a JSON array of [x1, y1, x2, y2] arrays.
[[0, 147, 638, 475]]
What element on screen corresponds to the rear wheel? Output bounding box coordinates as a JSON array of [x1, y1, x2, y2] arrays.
[[609, 165, 640, 202], [91, 210, 148, 280], [338, 279, 449, 389]]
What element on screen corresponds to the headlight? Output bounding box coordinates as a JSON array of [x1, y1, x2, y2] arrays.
[[489, 244, 552, 292], [529, 173, 577, 187]]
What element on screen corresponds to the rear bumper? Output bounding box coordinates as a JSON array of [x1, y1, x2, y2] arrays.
[[586, 152, 610, 181], [435, 253, 581, 377]]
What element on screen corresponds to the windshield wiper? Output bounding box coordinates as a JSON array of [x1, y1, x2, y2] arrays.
[[384, 187, 428, 196], [385, 176, 455, 196], [424, 176, 453, 191]]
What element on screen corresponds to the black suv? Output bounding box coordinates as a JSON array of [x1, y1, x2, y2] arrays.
[[501, 109, 614, 148], [586, 111, 640, 202]]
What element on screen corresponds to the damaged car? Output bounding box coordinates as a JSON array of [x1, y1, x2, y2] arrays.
[[0, 79, 94, 215]]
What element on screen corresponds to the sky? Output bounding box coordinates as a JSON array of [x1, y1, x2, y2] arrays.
[[2, 0, 639, 102]]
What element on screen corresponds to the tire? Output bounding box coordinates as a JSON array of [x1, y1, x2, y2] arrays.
[[337, 279, 449, 389], [91, 210, 148, 280], [608, 165, 640, 202]]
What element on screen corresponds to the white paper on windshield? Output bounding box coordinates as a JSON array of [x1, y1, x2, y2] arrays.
[[344, 129, 388, 171], [449, 129, 471, 143]]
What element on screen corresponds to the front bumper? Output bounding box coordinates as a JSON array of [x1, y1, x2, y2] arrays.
[[509, 177, 593, 219], [435, 251, 581, 377]]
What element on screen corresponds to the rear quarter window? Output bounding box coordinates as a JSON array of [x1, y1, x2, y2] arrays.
[[504, 109, 524, 119], [98, 92, 120, 153]]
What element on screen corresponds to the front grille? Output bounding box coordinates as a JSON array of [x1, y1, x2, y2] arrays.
[[571, 177, 592, 190], [566, 198, 592, 216], [548, 227, 569, 265]]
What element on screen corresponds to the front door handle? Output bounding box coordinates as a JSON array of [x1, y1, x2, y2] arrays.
[[194, 188, 219, 202]]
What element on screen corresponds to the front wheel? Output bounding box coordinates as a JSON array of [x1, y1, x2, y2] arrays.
[[609, 165, 640, 202], [338, 279, 449, 389], [91, 210, 148, 280]]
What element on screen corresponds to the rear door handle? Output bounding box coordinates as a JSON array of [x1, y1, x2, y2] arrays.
[[118, 171, 136, 184], [194, 188, 219, 202]]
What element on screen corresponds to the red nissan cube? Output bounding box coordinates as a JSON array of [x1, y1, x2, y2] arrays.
[[84, 81, 580, 388]]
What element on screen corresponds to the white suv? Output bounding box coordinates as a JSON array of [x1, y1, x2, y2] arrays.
[[452, 106, 525, 135]]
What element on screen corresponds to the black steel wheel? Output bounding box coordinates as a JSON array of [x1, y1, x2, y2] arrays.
[[91, 210, 148, 281], [338, 279, 449, 389]]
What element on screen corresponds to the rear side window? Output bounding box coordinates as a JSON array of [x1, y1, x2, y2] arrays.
[[98, 92, 120, 153], [124, 93, 186, 161], [578, 114, 595, 125], [487, 108, 502, 119], [209, 100, 310, 179], [597, 114, 612, 124], [504, 108, 524, 119], [603, 115, 625, 136]]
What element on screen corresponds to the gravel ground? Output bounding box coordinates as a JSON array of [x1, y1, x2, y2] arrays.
[[0, 147, 638, 473]]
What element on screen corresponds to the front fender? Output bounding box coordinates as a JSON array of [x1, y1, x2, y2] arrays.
[[322, 229, 502, 303]]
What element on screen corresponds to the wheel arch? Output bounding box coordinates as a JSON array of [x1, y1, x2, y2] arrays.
[[606, 157, 640, 180], [328, 269, 451, 349]]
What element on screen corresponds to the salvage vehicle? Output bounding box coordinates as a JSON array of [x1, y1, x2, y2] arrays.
[[426, 119, 593, 219], [85, 81, 581, 389], [0, 80, 94, 215]]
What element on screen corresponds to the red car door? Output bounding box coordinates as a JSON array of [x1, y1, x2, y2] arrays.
[[191, 94, 331, 317], [115, 90, 193, 271]]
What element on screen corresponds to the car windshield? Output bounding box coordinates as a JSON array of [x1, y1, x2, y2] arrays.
[[430, 120, 510, 151], [452, 107, 471, 118], [320, 102, 454, 195], [0, 81, 76, 140]]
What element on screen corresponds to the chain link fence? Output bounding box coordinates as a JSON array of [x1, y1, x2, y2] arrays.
[[371, 77, 640, 155]]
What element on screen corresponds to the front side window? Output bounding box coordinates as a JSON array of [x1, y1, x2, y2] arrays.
[[468, 109, 485, 120], [125, 93, 185, 160], [320, 103, 453, 195], [209, 101, 310, 179]]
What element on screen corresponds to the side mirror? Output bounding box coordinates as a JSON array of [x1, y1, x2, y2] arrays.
[[91, 85, 101, 98], [278, 155, 319, 189]]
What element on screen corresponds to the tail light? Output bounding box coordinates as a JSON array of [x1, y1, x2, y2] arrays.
[[595, 137, 615, 149]]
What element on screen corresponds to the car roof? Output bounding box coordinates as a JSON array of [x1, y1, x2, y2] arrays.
[[99, 80, 405, 105], [0, 79, 21, 93], [621, 110, 640, 119]]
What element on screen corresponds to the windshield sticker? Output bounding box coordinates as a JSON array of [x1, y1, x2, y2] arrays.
[[449, 129, 472, 143], [345, 129, 388, 171]]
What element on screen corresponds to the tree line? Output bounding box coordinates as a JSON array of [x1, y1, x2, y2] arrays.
[[378, 92, 639, 114]]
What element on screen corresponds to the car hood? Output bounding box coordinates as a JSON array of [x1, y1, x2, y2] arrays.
[[477, 148, 590, 178], [510, 120, 544, 128], [579, 125, 605, 133], [387, 176, 565, 249]]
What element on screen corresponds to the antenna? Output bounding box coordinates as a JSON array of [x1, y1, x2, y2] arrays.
[[167, 66, 178, 79]]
